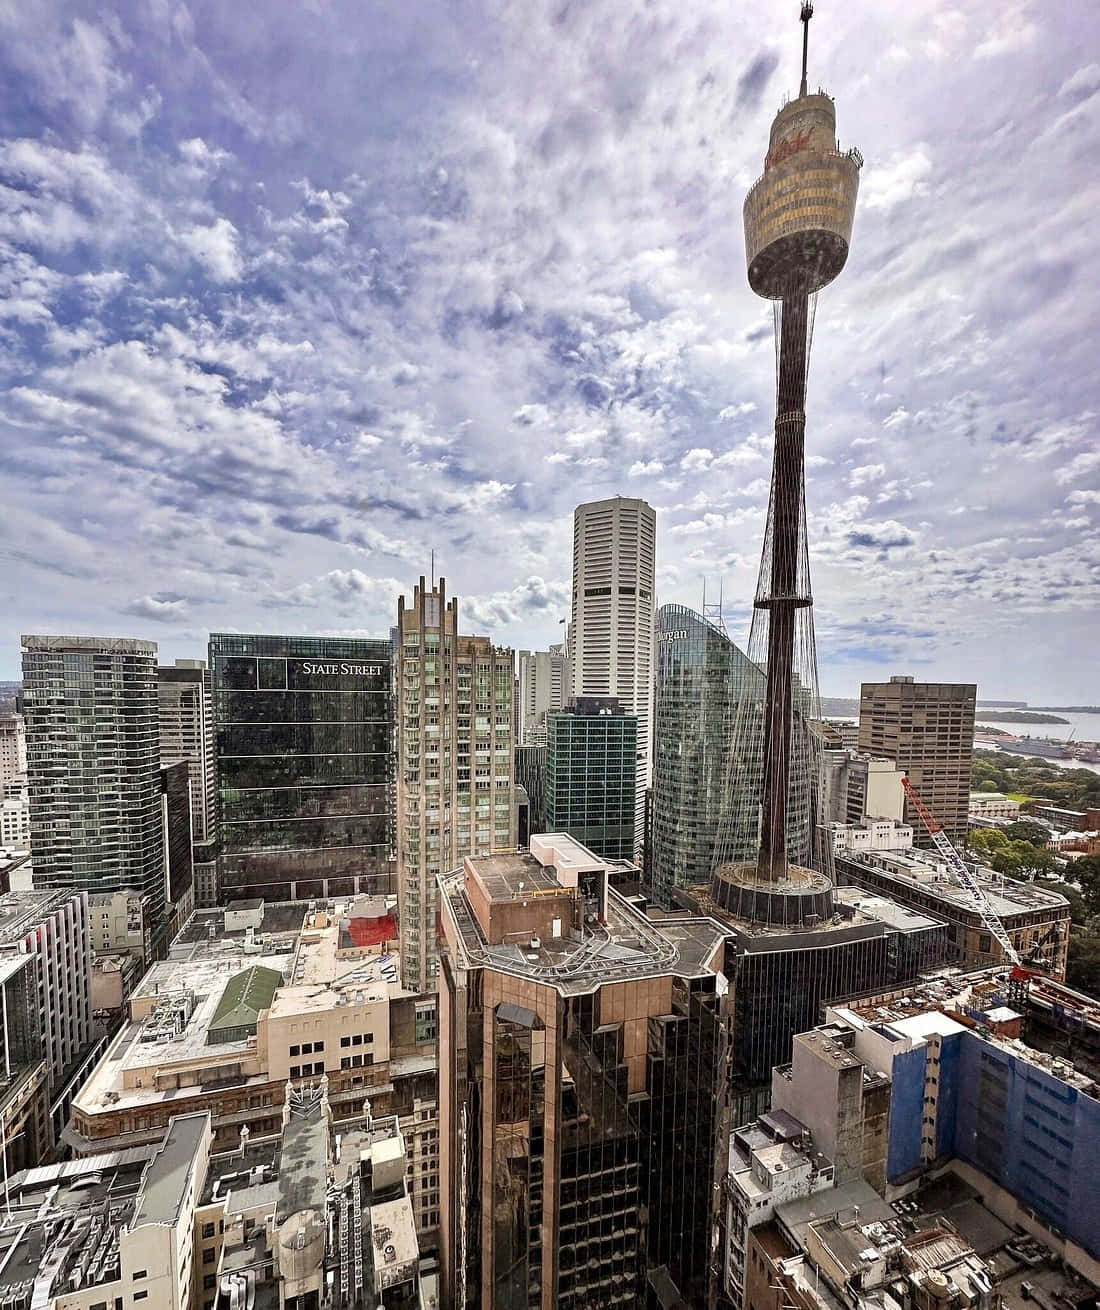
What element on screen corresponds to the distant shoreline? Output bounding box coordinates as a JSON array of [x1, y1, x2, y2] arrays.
[[975, 711, 1070, 725]]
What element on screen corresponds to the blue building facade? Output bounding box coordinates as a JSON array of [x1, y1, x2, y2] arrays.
[[881, 1022, 1100, 1260]]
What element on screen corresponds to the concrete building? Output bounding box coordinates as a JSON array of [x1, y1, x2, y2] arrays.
[[210, 632, 395, 906], [824, 749, 907, 826], [859, 677, 977, 847], [0, 889, 95, 1158], [67, 898, 442, 1241], [438, 834, 732, 1309], [569, 497, 656, 854], [157, 658, 216, 843], [829, 818, 914, 855], [0, 713, 26, 797], [836, 846, 1071, 977], [396, 577, 515, 994], [0, 1094, 425, 1310], [21, 636, 166, 937], [969, 793, 1022, 821], [651, 604, 760, 906], [517, 642, 569, 746], [546, 696, 637, 860], [0, 794, 30, 848]]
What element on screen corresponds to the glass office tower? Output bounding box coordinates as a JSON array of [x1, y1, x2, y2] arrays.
[[650, 606, 760, 907], [210, 634, 393, 903], [546, 698, 637, 861]]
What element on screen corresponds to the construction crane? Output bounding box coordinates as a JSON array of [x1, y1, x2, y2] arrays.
[[900, 776, 1022, 966]]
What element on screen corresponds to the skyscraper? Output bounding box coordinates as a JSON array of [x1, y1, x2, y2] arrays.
[[858, 676, 977, 846], [517, 642, 569, 745], [396, 578, 515, 993], [546, 697, 637, 860], [569, 496, 655, 855], [650, 604, 760, 907], [438, 836, 731, 1309], [21, 635, 165, 925], [0, 714, 27, 797], [157, 659, 216, 844], [209, 633, 394, 904]]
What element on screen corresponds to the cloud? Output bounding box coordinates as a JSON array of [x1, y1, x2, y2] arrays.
[[176, 218, 243, 282], [849, 463, 886, 488], [122, 594, 190, 621], [629, 459, 664, 476], [863, 146, 933, 212]]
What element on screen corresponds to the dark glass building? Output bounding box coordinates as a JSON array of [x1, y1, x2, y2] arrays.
[[651, 605, 760, 907], [161, 760, 194, 940], [210, 634, 393, 903], [546, 698, 636, 860], [439, 836, 731, 1309], [514, 744, 547, 836]]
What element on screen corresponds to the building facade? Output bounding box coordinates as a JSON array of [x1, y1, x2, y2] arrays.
[[0, 714, 26, 797], [438, 835, 732, 1310], [545, 697, 638, 860], [514, 744, 547, 837], [210, 633, 394, 905], [650, 604, 759, 906], [21, 635, 165, 928], [157, 658, 216, 842], [569, 497, 656, 854], [395, 578, 515, 994], [858, 677, 976, 846], [517, 643, 569, 745]]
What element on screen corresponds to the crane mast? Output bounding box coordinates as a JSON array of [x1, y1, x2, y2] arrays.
[[900, 776, 1022, 966]]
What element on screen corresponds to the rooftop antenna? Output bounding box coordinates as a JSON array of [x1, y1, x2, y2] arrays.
[[430, 548, 435, 589], [800, 2, 813, 98], [703, 578, 728, 635]]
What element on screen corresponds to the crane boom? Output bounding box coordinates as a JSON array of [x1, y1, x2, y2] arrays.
[[900, 776, 1021, 966]]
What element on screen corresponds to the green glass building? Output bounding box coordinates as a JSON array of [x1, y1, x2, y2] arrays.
[[650, 605, 761, 907], [545, 698, 637, 860]]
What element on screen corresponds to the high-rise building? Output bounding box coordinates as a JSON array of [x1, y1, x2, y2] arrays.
[[0, 888, 93, 1154], [438, 835, 731, 1309], [858, 676, 977, 846], [546, 697, 637, 860], [517, 642, 569, 745], [569, 496, 655, 854], [651, 604, 760, 906], [158, 659, 216, 843], [20, 635, 165, 924], [161, 759, 194, 937], [209, 634, 394, 905], [514, 743, 547, 835], [395, 578, 515, 993], [0, 714, 26, 797]]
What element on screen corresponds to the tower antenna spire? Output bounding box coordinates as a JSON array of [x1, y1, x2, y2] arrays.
[[799, 3, 813, 98]]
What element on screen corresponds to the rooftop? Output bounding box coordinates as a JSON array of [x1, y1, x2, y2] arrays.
[[0, 888, 81, 942], [132, 1112, 210, 1226], [441, 849, 727, 994], [838, 848, 1069, 920], [832, 887, 944, 934]]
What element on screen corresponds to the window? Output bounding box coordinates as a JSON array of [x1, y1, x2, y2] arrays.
[[341, 1036, 350, 1048], [203, 1249, 216, 1265], [204, 1274, 217, 1290], [289, 1044, 300, 1057], [315, 1040, 324, 1051], [290, 1065, 300, 1078], [132, 1271, 147, 1281], [202, 1222, 215, 1238], [134, 1295, 148, 1303]]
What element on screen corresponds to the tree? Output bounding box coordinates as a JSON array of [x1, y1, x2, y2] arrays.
[[1071, 855, 1100, 918], [1004, 820, 1052, 849], [1066, 923, 1100, 1001]]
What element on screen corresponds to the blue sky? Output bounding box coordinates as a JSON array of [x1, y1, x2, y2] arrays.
[[1, 1, 1097, 698]]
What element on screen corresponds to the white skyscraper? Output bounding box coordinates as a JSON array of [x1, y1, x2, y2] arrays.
[[569, 497, 656, 852]]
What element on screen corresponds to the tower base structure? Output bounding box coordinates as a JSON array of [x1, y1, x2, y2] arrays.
[[710, 860, 833, 928]]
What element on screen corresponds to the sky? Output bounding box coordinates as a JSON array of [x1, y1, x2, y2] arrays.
[[0, 1, 1097, 699]]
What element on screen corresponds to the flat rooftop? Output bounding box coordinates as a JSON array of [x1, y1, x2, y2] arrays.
[[839, 849, 1069, 920], [832, 887, 945, 934], [132, 1112, 209, 1226], [469, 851, 564, 899]]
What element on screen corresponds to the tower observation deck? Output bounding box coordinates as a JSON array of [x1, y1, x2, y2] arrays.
[[711, 4, 861, 927]]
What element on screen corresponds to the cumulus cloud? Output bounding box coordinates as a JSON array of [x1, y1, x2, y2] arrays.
[[122, 594, 190, 621], [176, 218, 243, 282]]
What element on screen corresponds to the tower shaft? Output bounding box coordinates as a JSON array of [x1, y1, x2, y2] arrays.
[[757, 290, 809, 880]]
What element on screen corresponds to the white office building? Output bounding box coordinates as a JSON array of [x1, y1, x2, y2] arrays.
[[569, 497, 656, 853]]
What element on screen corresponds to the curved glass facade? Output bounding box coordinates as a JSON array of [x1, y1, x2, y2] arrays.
[[650, 606, 759, 907], [210, 634, 393, 903]]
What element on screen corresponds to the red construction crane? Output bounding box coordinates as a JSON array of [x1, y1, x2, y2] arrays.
[[900, 776, 1022, 966]]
